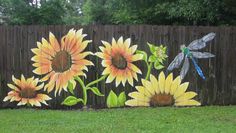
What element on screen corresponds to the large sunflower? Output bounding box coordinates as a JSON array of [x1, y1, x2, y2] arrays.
[[96, 37, 143, 87], [125, 72, 201, 107], [31, 29, 93, 95], [3, 75, 51, 107]]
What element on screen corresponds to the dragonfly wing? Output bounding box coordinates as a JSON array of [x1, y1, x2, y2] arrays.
[[191, 51, 215, 59], [202, 32, 216, 42], [167, 53, 184, 71], [187, 32, 216, 50], [180, 56, 190, 80]]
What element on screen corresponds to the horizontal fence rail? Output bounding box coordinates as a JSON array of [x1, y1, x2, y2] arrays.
[[0, 25, 235, 109]]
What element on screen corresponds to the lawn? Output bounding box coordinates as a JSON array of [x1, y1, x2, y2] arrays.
[[0, 106, 236, 133]]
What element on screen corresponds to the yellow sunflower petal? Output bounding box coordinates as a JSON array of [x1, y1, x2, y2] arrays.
[[175, 100, 201, 106], [131, 72, 138, 81], [170, 76, 181, 95], [174, 82, 189, 99], [31, 55, 51, 63], [21, 74, 26, 83], [29, 99, 41, 107], [95, 52, 105, 59], [121, 76, 127, 86], [129, 64, 142, 74], [131, 54, 143, 62], [158, 71, 165, 93], [49, 32, 60, 52], [99, 46, 105, 52], [135, 86, 152, 98], [21, 98, 28, 105], [125, 99, 149, 107], [72, 51, 93, 61], [141, 79, 155, 95], [7, 84, 19, 91], [26, 76, 35, 84], [3, 95, 13, 102], [150, 74, 160, 94], [129, 45, 138, 54], [41, 38, 55, 55], [164, 73, 173, 94], [33, 66, 52, 75], [28, 99, 36, 106], [36, 83, 44, 90], [76, 29, 83, 36], [45, 81, 55, 93], [17, 101, 26, 106], [12, 75, 21, 86], [112, 38, 117, 46], [127, 71, 134, 86], [117, 36, 124, 46], [175, 92, 197, 103], [115, 74, 122, 87], [10, 96, 17, 102], [124, 38, 131, 49], [128, 92, 150, 102]]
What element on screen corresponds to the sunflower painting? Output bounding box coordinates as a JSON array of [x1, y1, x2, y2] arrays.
[[96, 37, 143, 87], [31, 29, 93, 95], [3, 75, 51, 107], [125, 72, 201, 107]]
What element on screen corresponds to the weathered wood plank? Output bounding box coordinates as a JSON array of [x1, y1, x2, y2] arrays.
[[0, 25, 235, 108]]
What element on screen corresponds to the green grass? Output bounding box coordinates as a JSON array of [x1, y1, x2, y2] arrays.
[[0, 106, 236, 133]]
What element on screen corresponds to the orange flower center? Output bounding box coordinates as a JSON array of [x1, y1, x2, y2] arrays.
[[19, 88, 37, 98], [150, 94, 174, 106], [111, 54, 127, 69], [52, 51, 72, 72]]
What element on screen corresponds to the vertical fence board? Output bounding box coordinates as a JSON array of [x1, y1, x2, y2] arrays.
[[0, 25, 235, 109]]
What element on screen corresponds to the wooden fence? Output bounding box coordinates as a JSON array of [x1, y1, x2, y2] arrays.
[[0, 25, 235, 109]]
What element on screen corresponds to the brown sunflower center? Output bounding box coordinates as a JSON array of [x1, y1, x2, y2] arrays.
[[52, 51, 72, 72], [19, 88, 37, 98], [150, 94, 174, 107], [111, 54, 127, 69]]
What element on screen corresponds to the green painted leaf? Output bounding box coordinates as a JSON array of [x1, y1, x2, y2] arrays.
[[148, 55, 157, 62], [68, 81, 75, 95], [117, 91, 126, 107], [147, 42, 156, 54], [88, 87, 104, 96], [106, 90, 118, 108], [157, 58, 163, 64], [61, 96, 83, 106], [154, 61, 164, 70], [136, 50, 147, 62]]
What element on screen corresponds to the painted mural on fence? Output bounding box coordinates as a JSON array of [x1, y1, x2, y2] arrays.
[[3, 28, 216, 108]]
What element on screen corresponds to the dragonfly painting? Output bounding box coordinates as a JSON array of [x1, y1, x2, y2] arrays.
[[167, 32, 216, 80]]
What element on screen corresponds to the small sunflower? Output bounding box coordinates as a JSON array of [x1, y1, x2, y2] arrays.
[[96, 37, 143, 87], [125, 72, 201, 107], [31, 29, 93, 95], [3, 75, 51, 107]]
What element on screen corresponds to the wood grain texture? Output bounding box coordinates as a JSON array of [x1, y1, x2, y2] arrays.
[[0, 25, 235, 109]]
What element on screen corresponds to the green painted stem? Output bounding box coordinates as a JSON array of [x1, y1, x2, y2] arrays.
[[145, 62, 153, 80], [76, 77, 87, 105], [86, 75, 107, 88]]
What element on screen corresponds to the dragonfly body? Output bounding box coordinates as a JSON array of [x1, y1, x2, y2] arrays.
[[167, 33, 216, 80], [181, 46, 206, 80], [181, 46, 191, 57]]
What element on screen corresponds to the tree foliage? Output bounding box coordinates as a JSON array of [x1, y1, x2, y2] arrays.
[[0, 0, 235, 25], [0, 0, 83, 25]]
